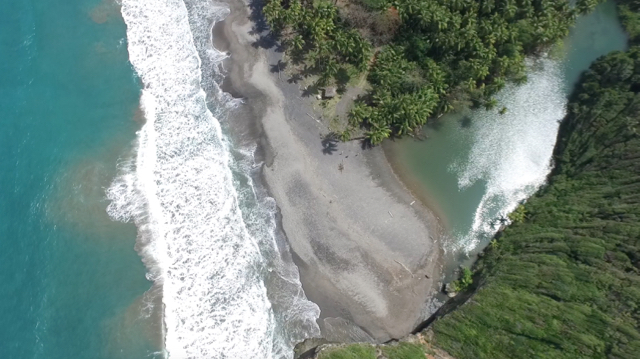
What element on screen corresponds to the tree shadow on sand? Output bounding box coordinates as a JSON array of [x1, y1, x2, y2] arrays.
[[247, 0, 284, 52], [270, 60, 287, 74], [302, 84, 319, 98], [248, 0, 268, 35], [252, 33, 280, 50], [288, 73, 303, 84], [322, 133, 339, 155]]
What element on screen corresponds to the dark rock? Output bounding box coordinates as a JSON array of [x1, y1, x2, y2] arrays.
[[444, 283, 457, 297], [294, 338, 331, 359]]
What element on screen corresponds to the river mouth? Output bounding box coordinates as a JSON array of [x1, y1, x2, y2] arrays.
[[385, 0, 628, 279]]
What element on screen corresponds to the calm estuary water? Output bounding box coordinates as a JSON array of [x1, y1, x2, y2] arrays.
[[386, 1, 628, 269]]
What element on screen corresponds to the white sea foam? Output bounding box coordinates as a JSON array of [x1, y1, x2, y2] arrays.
[[452, 58, 566, 252], [107, 0, 319, 357]]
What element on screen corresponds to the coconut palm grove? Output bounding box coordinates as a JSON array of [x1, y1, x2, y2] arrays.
[[263, 0, 603, 144]]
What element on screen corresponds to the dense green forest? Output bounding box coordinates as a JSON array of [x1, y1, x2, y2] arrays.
[[430, 48, 640, 359], [618, 0, 640, 43], [263, 0, 602, 144]]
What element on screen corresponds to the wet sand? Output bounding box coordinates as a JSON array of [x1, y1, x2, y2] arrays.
[[215, 0, 444, 342]]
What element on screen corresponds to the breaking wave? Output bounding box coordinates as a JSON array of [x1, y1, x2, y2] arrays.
[[106, 0, 320, 357]]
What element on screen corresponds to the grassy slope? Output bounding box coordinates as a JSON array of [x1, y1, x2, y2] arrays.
[[315, 341, 441, 359], [430, 47, 640, 359]]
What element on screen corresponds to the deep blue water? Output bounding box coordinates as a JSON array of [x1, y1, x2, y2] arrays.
[[0, 0, 156, 357]]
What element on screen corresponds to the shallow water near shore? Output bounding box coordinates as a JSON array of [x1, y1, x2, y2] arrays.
[[1, 0, 319, 357], [387, 1, 628, 272], [0, 0, 158, 357]]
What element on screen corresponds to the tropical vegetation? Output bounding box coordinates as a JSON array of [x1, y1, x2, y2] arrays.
[[618, 0, 640, 44], [316, 344, 376, 359], [430, 48, 640, 359], [263, 0, 604, 144], [263, 0, 372, 84], [450, 267, 473, 292], [316, 342, 431, 359]]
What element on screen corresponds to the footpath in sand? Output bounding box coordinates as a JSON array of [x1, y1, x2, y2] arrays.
[[216, 0, 443, 342]]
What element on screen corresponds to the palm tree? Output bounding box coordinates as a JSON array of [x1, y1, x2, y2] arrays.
[[287, 0, 303, 25], [263, 0, 283, 29], [348, 103, 372, 127], [354, 42, 372, 70], [399, 0, 422, 18], [365, 126, 391, 145], [480, 0, 496, 15], [448, 0, 467, 12], [290, 35, 305, 52], [484, 98, 498, 111], [339, 129, 352, 142], [501, 0, 518, 20], [438, 97, 455, 114], [333, 31, 349, 59], [323, 59, 339, 79]]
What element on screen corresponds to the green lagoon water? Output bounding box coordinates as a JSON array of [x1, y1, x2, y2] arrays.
[[387, 1, 628, 267], [0, 0, 157, 357]]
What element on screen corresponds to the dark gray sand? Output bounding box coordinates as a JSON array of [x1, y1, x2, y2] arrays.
[[215, 0, 444, 342]]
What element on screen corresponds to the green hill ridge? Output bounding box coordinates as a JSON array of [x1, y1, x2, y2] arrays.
[[430, 46, 640, 359]]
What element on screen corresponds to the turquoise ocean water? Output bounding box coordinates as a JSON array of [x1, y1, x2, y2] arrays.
[[0, 0, 158, 357], [1, 0, 320, 357]]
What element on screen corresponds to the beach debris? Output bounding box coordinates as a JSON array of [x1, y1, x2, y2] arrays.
[[394, 260, 413, 276], [410, 200, 415, 205], [323, 86, 337, 99], [388, 211, 394, 218], [307, 112, 321, 123]]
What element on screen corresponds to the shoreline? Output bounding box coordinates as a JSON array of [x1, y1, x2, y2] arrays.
[[216, 0, 445, 343], [382, 140, 451, 234]]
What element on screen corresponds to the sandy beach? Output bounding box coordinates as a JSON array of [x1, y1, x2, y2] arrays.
[[215, 0, 444, 342]]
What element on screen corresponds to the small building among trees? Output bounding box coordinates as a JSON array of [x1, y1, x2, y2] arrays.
[[323, 87, 337, 99]]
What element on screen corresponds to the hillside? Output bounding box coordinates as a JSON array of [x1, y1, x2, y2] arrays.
[[430, 47, 640, 359]]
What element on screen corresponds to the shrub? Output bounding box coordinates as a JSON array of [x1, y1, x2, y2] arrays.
[[317, 344, 376, 359]]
